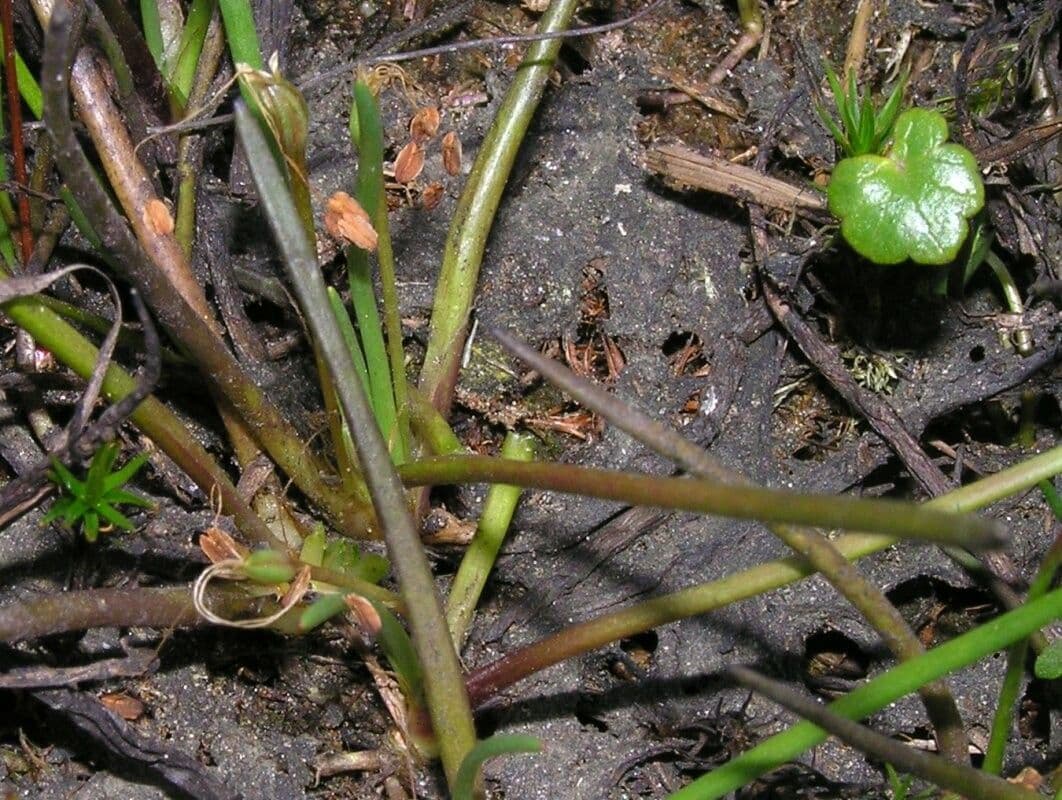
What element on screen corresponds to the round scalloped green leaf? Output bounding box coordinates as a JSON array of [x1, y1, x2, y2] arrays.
[[827, 108, 984, 265]]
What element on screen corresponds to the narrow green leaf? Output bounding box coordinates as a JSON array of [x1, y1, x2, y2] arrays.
[[85, 443, 119, 499], [139, 0, 167, 72], [217, 0, 262, 69], [326, 286, 372, 398], [242, 549, 298, 584], [49, 459, 85, 495], [453, 735, 542, 800], [102, 451, 150, 492], [298, 593, 349, 633], [874, 69, 909, 148], [96, 503, 136, 531], [300, 525, 328, 567], [168, 0, 216, 103]]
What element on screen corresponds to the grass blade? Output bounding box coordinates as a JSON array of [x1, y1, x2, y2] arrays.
[[352, 82, 410, 461]]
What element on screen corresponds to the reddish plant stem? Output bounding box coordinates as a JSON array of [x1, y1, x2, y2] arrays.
[[1, 0, 32, 262]]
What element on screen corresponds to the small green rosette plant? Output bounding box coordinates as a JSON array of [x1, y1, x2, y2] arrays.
[[820, 67, 985, 265]]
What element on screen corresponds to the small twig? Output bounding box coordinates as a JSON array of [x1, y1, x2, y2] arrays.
[[647, 143, 827, 213], [842, 0, 874, 78], [0, 648, 158, 689]]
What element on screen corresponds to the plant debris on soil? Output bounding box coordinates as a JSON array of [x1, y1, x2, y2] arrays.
[[1, 0, 1060, 797]]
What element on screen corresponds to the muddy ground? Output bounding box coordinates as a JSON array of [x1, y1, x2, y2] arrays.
[[1, 0, 1060, 797]]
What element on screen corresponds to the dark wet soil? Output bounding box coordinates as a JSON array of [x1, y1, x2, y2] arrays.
[[1, 0, 1059, 797]]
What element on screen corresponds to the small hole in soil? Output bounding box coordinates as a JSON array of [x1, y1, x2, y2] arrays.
[[661, 331, 709, 376], [1020, 680, 1052, 743], [802, 629, 869, 692], [619, 631, 659, 672], [969, 345, 985, 362]]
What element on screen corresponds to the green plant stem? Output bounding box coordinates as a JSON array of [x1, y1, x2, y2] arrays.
[[670, 589, 1061, 800], [0, 276, 285, 551], [174, 2, 224, 256], [408, 388, 464, 456], [727, 666, 1040, 800], [237, 102, 477, 790], [352, 82, 410, 462], [0, 584, 300, 643], [217, 0, 261, 69], [399, 456, 1000, 546], [984, 250, 1033, 355], [983, 526, 1062, 774], [139, 0, 166, 71], [446, 432, 534, 649], [418, 0, 578, 414], [462, 444, 1062, 708], [488, 325, 968, 762], [168, 0, 214, 104]]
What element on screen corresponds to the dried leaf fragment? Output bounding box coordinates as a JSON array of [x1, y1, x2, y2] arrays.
[[441, 131, 462, 176], [100, 692, 145, 721], [393, 141, 425, 184], [409, 107, 440, 142], [324, 191, 378, 251], [142, 199, 174, 236]]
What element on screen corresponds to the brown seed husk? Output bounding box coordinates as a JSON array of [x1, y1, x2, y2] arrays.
[[441, 131, 462, 176], [393, 141, 425, 184], [409, 107, 441, 142], [199, 526, 249, 563], [420, 182, 445, 210], [142, 198, 174, 236], [324, 191, 378, 251]]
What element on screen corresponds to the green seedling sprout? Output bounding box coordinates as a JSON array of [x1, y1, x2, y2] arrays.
[[43, 442, 153, 542], [816, 63, 908, 158]]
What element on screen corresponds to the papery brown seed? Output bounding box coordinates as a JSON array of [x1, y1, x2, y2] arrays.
[[324, 191, 378, 251], [345, 594, 382, 639], [441, 131, 462, 176], [280, 565, 312, 606], [100, 692, 145, 720], [420, 182, 445, 210], [199, 526, 248, 563], [393, 141, 425, 184], [409, 107, 440, 142], [142, 199, 174, 236]]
